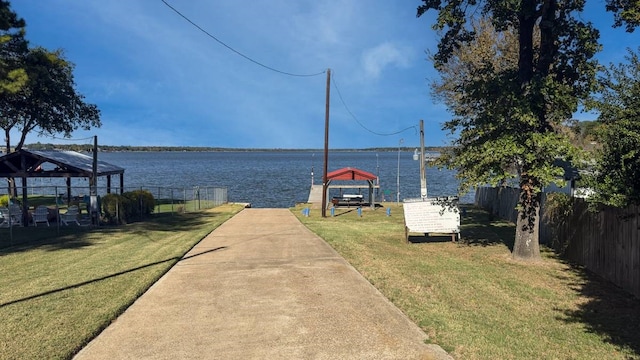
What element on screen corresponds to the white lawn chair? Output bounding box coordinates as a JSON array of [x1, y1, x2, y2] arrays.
[[8, 204, 23, 227], [59, 205, 80, 226], [0, 207, 10, 228], [33, 205, 50, 226]]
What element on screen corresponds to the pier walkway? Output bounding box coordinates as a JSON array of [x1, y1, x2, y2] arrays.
[[74, 209, 451, 360], [307, 184, 323, 206]]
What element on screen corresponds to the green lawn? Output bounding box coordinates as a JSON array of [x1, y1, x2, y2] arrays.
[[293, 203, 640, 360], [2, 201, 638, 359], [0, 203, 244, 360]]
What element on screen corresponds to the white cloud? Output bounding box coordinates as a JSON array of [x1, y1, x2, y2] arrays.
[[361, 42, 411, 79]]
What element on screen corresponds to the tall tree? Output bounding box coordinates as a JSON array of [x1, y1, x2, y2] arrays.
[[0, 1, 100, 154], [6, 47, 100, 152], [588, 47, 640, 207], [0, 0, 27, 95], [417, 0, 601, 260]]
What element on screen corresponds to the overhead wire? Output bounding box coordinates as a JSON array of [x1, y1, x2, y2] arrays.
[[161, 0, 416, 139], [160, 0, 326, 78], [331, 72, 417, 136], [40, 135, 96, 142]]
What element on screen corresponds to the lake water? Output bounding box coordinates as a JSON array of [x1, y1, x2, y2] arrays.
[[70, 151, 473, 208]]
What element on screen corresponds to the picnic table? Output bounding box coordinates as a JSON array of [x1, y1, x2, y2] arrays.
[[331, 194, 364, 207]]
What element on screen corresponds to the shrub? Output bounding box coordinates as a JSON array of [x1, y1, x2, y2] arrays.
[[102, 191, 155, 225], [123, 190, 155, 219], [0, 195, 21, 207], [0, 195, 10, 207], [101, 194, 127, 225]]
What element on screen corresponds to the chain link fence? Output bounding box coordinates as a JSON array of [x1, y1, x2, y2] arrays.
[[1, 185, 228, 216]]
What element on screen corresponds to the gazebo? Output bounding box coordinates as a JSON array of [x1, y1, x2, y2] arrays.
[[326, 167, 379, 209], [0, 149, 124, 224]]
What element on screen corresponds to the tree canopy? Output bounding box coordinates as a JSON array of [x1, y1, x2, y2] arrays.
[[588, 47, 640, 208], [418, 0, 604, 260], [0, 0, 27, 95], [0, 1, 100, 154], [606, 0, 640, 32]]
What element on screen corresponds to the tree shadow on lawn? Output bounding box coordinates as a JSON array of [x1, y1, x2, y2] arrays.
[[0, 226, 95, 255], [448, 206, 640, 356], [459, 205, 516, 250], [0, 246, 227, 308], [554, 259, 640, 356], [0, 211, 226, 255], [120, 211, 224, 232]]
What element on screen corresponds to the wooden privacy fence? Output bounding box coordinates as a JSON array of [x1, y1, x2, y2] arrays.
[[475, 186, 640, 298]]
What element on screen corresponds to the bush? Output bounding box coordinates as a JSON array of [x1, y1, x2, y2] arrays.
[[101, 194, 127, 225], [0, 195, 10, 207], [101, 190, 155, 225], [0, 195, 22, 207], [123, 190, 155, 218]]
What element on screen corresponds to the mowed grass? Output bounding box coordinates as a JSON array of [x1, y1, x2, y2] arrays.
[[293, 203, 640, 360], [0, 203, 244, 360]]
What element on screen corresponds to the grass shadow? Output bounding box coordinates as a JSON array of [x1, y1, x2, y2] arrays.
[[0, 246, 227, 308], [459, 206, 516, 250], [0, 226, 95, 254], [407, 234, 455, 244], [333, 209, 357, 217], [0, 210, 225, 255], [555, 261, 640, 356]]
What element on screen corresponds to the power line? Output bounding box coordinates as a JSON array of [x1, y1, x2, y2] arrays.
[[331, 72, 417, 136], [161, 0, 326, 78], [39, 134, 96, 142]]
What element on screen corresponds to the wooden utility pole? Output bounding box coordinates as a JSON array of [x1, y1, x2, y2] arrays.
[[91, 135, 98, 224], [419, 120, 426, 198], [321, 69, 331, 217]]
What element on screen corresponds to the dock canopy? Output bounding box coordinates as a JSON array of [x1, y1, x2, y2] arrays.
[[327, 167, 377, 181], [325, 167, 379, 209], [0, 149, 125, 222]]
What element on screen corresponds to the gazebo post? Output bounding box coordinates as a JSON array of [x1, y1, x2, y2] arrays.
[[368, 180, 374, 209], [21, 176, 28, 225], [66, 177, 72, 204]]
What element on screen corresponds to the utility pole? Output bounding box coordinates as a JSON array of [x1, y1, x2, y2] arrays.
[[321, 69, 331, 217], [419, 120, 427, 199]]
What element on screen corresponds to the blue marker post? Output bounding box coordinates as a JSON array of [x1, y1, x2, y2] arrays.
[[386, 207, 391, 217], [330, 207, 335, 217], [357, 207, 362, 217]]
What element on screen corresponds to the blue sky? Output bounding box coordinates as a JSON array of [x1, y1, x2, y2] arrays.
[[9, 0, 640, 149]]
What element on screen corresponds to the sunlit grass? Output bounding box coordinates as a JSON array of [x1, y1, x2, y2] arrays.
[[293, 203, 640, 359], [0, 203, 244, 360]]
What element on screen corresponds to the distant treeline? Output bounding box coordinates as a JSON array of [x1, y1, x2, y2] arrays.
[[24, 142, 447, 153]]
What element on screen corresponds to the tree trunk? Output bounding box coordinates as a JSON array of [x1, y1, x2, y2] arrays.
[[512, 178, 542, 261], [518, 0, 537, 85], [4, 128, 10, 154]]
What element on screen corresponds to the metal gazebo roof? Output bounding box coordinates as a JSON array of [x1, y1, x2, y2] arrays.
[[0, 149, 125, 225], [0, 149, 124, 178]]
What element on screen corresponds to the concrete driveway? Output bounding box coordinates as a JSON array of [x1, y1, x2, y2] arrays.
[[74, 209, 451, 360]]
